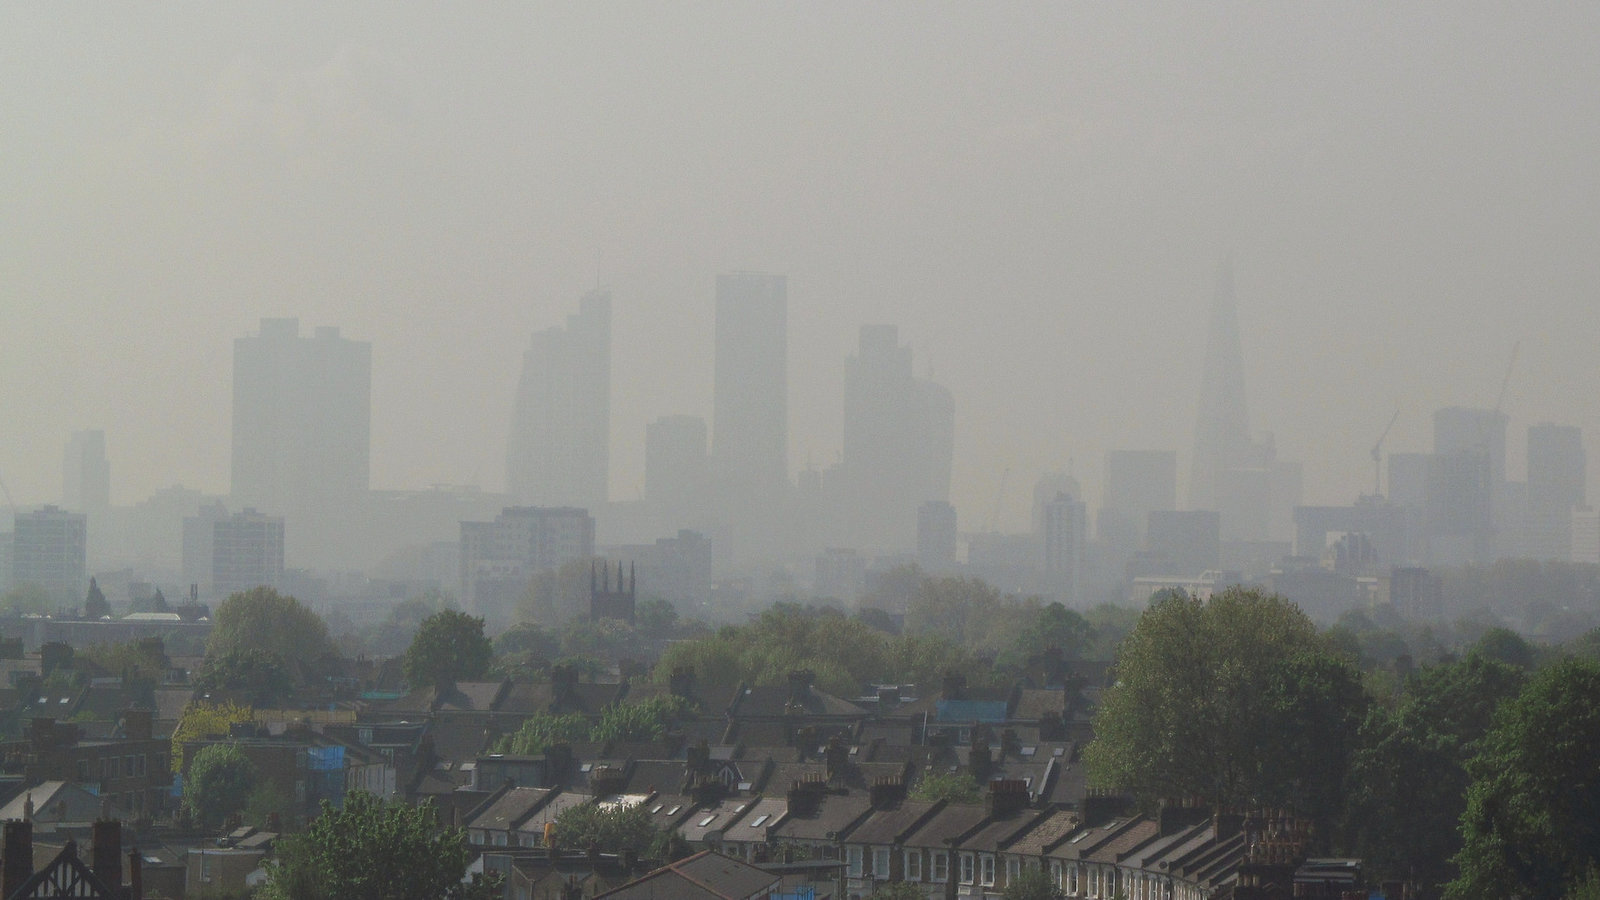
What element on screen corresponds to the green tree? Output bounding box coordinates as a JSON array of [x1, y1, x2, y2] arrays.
[[550, 802, 658, 853], [206, 587, 336, 670], [184, 742, 258, 829], [260, 791, 499, 900], [1014, 602, 1094, 661], [84, 578, 110, 619], [172, 701, 256, 773], [1086, 588, 1367, 829], [591, 696, 686, 744], [194, 648, 294, 707], [1344, 653, 1525, 888], [1472, 626, 1537, 670], [495, 711, 591, 755], [129, 586, 169, 615], [1002, 866, 1059, 900], [403, 609, 493, 691], [494, 621, 560, 658], [910, 772, 982, 805], [1448, 658, 1600, 900], [80, 636, 169, 684], [636, 599, 680, 634]]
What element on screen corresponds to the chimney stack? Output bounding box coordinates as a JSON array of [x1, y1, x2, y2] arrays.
[[91, 820, 121, 891], [3, 821, 33, 899], [985, 779, 1029, 818]]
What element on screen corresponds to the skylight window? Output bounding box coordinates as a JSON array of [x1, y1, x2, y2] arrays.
[[698, 815, 717, 827], [750, 815, 770, 827]]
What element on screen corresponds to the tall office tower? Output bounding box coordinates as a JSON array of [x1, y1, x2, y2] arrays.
[[1146, 510, 1222, 576], [13, 506, 87, 602], [1189, 261, 1255, 513], [1039, 491, 1086, 604], [1101, 450, 1178, 548], [1573, 508, 1600, 565], [211, 509, 286, 600], [231, 318, 370, 565], [917, 501, 959, 571], [645, 415, 709, 517], [507, 290, 612, 508], [1434, 407, 1508, 485], [835, 325, 954, 550], [713, 272, 788, 502], [1526, 424, 1585, 560], [460, 506, 595, 628], [62, 430, 109, 514]]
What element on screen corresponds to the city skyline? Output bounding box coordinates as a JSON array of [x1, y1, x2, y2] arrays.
[[6, 5, 1600, 533]]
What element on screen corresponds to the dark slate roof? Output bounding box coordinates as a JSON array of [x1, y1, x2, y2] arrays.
[[768, 792, 873, 842], [901, 803, 991, 850], [596, 850, 779, 900], [1013, 689, 1067, 721], [846, 800, 943, 846], [466, 786, 555, 832], [1003, 810, 1081, 857], [728, 685, 866, 719]]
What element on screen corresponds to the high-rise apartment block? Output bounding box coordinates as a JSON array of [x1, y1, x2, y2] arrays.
[[1526, 424, 1585, 560], [713, 272, 788, 502], [63, 430, 109, 514], [833, 325, 953, 550], [460, 507, 595, 628], [507, 291, 611, 509], [211, 509, 285, 600], [231, 318, 370, 565], [1039, 491, 1086, 604], [645, 415, 708, 516], [13, 506, 87, 602]]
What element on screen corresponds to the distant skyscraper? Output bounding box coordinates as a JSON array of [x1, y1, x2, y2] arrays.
[[645, 415, 708, 515], [507, 290, 612, 508], [917, 501, 959, 571], [1526, 423, 1585, 560], [713, 272, 788, 502], [231, 318, 370, 565], [1101, 450, 1177, 547], [1039, 491, 1086, 604], [62, 430, 109, 514], [834, 325, 954, 550], [1434, 407, 1508, 485], [1189, 261, 1254, 513], [13, 506, 86, 602], [207, 508, 285, 600]]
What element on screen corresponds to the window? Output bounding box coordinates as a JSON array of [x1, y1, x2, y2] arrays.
[[905, 850, 922, 882], [848, 847, 864, 878], [931, 851, 949, 883], [980, 855, 996, 886], [1049, 862, 1062, 890], [200, 853, 213, 883], [959, 853, 975, 885], [1006, 858, 1020, 883], [873, 848, 891, 880]]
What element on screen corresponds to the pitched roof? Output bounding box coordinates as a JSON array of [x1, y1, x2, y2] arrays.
[[595, 850, 780, 900]]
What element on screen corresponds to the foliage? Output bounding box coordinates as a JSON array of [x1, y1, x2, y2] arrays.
[[403, 609, 492, 690], [80, 637, 169, 684], [636, 599, 680, 634], [194, 648, 294, 706], [1013, 602, 1094, 662], [260, 791, 499, 900], [869, 882, 928, 900], [1438, 560, 1600, 642], [0, 584, 52, 616], [909, 772, 982, 805], [172, 700, 256, 773], [495, 712, 592, 756], [1344, 653, 1526, 887], [1448, 658, 1600, 900], [184, 743, 258, 828], [1472, 626, 1537, 669], [84, 578, 111, 619], [591, 695, 686, 744], [1002, 866, 1059, 900], [1085, 588, 1367, 831], [550, 802, 659, 853], [207, 587, 336, 671], [654, 601, 993, 697], [495, 621, 561, 658], [245, 779, 296, 830]]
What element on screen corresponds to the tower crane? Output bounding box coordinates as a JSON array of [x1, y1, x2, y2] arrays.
[[1371, 408, 1400, 498]]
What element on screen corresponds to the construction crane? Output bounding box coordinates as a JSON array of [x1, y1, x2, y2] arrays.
[[1371, 408, 1400, 498]]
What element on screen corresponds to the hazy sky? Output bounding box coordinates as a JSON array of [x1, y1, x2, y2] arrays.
[[5, 4, 1599, 531]]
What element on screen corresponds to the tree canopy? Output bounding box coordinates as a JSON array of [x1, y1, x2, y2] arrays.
[[184, 742, 258, 829], [1086, 587, 1366, 830], [206, 587, 336, 670], [909, 772, 982, 805], [403, 609, 492, 690], [84, 578, 110, 619], [194, 647, 293, 707], [260, 791, 497, 900], [1448, 657, 1600, 900]]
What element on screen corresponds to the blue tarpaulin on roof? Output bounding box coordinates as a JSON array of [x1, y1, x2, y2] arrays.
[[306, 746, 344, 771], [935, 700, 1007, 723]]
